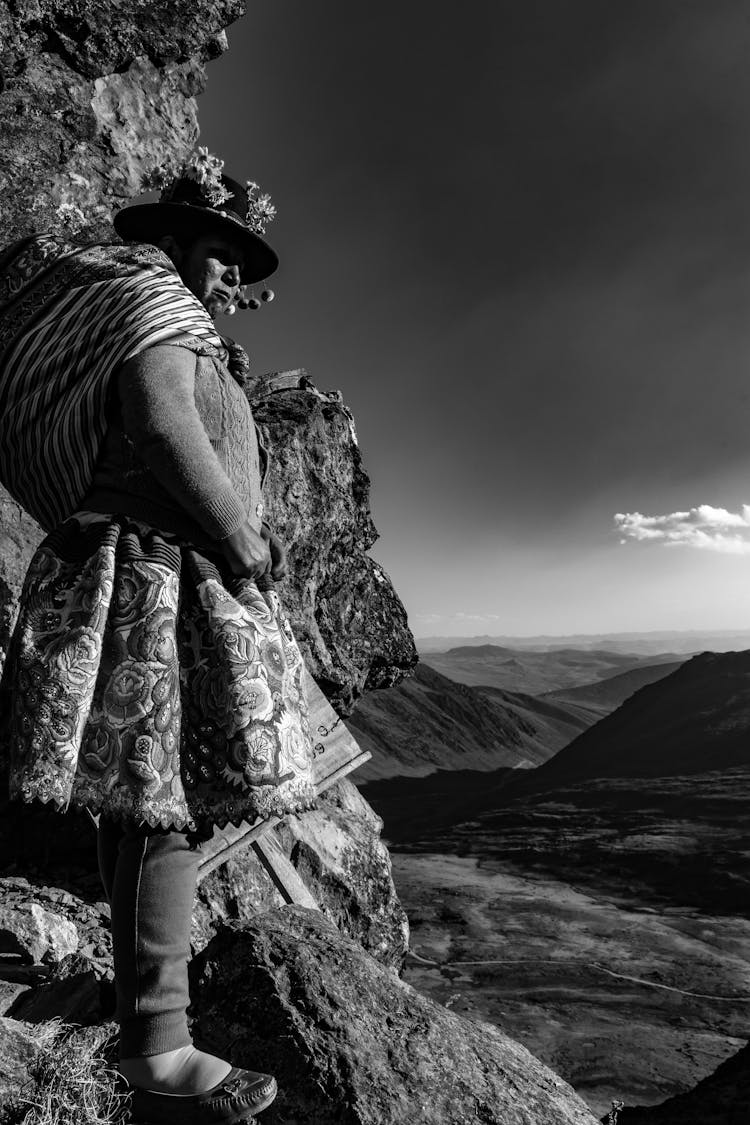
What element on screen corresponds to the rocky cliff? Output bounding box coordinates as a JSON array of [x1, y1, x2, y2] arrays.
[[0, 0, 243, 246], [251, 371, 416, 711]]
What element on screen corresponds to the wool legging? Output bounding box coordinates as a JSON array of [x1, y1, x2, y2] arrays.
[[97, 816, 201, 1058]]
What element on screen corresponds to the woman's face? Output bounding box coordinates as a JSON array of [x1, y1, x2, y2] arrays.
[[177, 235, 245, 319]]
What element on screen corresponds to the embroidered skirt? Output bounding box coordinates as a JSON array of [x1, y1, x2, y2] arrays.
[[3, 512, 318, 832]]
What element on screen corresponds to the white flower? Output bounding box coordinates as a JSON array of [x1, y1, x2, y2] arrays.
[[158, 149, 276, 228]]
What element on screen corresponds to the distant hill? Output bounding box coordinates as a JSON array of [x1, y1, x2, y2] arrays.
[[417, 630, 750, 656], [544, 659, 685, 716], [346, 662, 595, 782], [521, 649, 750, 790], [422, 644, 680, 696]]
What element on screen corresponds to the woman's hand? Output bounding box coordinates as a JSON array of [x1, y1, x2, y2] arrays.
[[220, 520, 272, 580], [261, 523, 288, 581]]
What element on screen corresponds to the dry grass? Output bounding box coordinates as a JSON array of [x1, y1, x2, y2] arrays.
[[0, 1020, 131, 1125]]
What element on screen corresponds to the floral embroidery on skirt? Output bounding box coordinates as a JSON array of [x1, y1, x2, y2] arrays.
[[3, 512, 317, 831]]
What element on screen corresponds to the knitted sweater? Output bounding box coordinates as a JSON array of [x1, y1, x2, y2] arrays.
[[81, 345, 266, 547]]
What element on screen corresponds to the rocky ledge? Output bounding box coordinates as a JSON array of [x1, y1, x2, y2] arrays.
[[190, 905, 598, 1125]]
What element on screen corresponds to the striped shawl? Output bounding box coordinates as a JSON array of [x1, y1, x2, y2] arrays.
[[0, 234, 224, 531]]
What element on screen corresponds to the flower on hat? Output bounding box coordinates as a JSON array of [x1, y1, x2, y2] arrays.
[[181, 147, 233, 207], [138, 149, 277, 234], [245, 181, 277, 235]]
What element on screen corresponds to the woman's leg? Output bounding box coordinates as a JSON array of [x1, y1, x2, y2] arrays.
[[98, 815, 231, 1093], [97, 813, 122, 902]]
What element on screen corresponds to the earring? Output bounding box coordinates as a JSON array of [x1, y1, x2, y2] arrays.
[[261, 288, 275, 303], [225, 303, 236, 316], [238, 286, 261, 310]]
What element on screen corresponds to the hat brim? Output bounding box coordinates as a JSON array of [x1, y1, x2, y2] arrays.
[[113, 202, 279, 285]]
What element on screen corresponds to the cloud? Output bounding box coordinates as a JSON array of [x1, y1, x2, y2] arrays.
[[615, 505, 750, 554]]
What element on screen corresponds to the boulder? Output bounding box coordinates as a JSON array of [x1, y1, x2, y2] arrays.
[[0, 877, 112, 971], [276, 779, 409, 969], [0, 901, 79, 966], [191, 906, 599, 1125]]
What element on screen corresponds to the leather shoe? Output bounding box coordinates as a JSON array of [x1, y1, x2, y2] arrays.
[[126, 1066, 278, 1123]]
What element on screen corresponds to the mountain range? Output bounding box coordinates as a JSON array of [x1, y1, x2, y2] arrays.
[[416, 629, 750, 656], [543, 660, 684, 716], [521, 648, 750, 790], [422, 643, 681, 695], [347, 662, 592, 782], [349, 645, 685, 783]]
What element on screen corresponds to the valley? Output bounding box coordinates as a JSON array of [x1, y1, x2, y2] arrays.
[[391, 850, 749, 1118], [356, 645, 750, 1119], [361, 766, 750, 1117]]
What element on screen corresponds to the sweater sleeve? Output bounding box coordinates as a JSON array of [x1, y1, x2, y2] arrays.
[[116, 343, 248, 540]]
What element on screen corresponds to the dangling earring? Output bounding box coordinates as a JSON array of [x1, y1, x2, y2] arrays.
[[238, 285, 261, 311], [261, 287, 275, 303], [225, 302, 237, 316]]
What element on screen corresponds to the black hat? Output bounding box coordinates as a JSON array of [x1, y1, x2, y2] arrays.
[[113, 172, 279, 285]]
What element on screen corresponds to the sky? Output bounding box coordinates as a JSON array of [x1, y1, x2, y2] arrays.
[[197, 1, 750, 638]]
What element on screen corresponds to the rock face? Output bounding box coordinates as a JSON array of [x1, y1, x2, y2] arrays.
[[0, 0, 242, 246], [0, 899, 79, 966], [191, 906, 600, 1125], [275, 778, 409, 968], [252, 373, 416, 711], [0, 1017, 40, 1108]]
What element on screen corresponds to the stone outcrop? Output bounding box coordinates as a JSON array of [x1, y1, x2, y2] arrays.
[[0, 878, 112, 975], [0, 896, 80, 966], [0, 0, 243, 247], [191, 906, 600, 1125], [252, 373, 416, 710]]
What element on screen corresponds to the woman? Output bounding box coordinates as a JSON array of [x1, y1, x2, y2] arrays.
[[0, 152, 333, 1122]]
